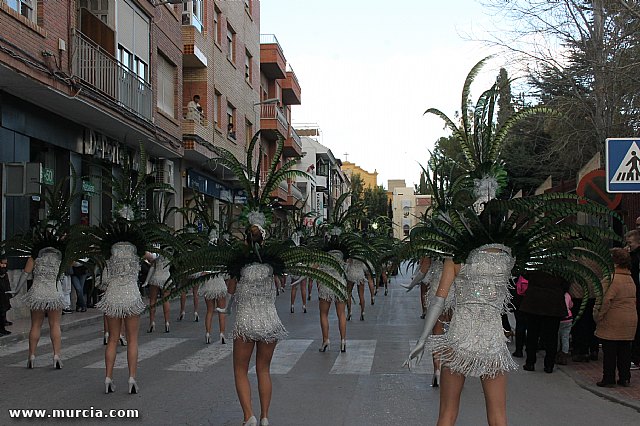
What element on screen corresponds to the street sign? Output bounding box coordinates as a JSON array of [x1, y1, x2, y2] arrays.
[[606, 138, 640, 192], [42, 167, 54, 185], [577, 169, 622, 209]]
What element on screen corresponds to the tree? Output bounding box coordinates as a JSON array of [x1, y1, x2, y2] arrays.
[[482, 0, 640, 182], [415, 172, 429, 195], [350, 173, 364, 205]]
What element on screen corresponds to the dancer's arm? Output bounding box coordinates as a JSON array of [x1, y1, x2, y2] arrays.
[[404, 258, 458, 367], [7, 257, 34, 294], [401, 257, 431, 291], [216, 277, 237, 314]]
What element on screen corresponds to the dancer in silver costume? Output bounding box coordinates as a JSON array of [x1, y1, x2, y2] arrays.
[[318, 250, 348, 353], [11, 247, 66, 369], [199, 273, 228, 344], [97, 241, 145, 395], [345, 258, 366, 321], [144, 252, 172, 333]]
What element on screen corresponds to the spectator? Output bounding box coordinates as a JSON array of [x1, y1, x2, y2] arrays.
[[569, 256, 601, 362], [71, 260, 88, 312], [186, 95, 203, 120], [594, 248, 638, 387], [61, 270, 73, 315], [227, 122, 236, 140], [0, 255, 12, 335], [519, 270, 569, 373], [625, 229, 640, 370], [511, 275, 527, 358], [556, 291, 573, 365]]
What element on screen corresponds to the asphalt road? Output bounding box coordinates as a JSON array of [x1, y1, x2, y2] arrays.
[[1, 268, 640, 425]]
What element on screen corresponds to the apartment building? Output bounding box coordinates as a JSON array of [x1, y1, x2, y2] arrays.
[[295, 133, 350, 226], [257, 34, 303, 220], [341, 161, 378, 189], [391, 185, 416, 239], [0, 0, 183, 239], [180, 0, 260, 228]]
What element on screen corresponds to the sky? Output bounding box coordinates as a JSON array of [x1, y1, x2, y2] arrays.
[[260, 0, 502, 189]]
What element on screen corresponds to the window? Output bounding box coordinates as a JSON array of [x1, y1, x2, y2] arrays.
[[227, 103, 236, 140], [214, 90, 222, 127], [117, 0, 150, 78], [157, 53, 176, 118], [6, 0, 35, 21], [182, 0, 202, 32], [79, 0, 110, 25], [213, 6, 221, 45], [245, 50, 252, 83], [226, 24, 235, 63]]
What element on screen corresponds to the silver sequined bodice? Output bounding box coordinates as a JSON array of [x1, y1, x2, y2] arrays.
[[23, 247, 65, 311], [432, 243, 518, 378], [346, 259, 366, 284], [233, 263, 286, 342], [97, 242, 145, 318], [149, 255, 171, 287], [318, 250, 347, 302]]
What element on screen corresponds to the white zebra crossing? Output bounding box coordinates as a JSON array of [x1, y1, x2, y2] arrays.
[[84, 338, 188, 369], [329, 340, 376, 375], [166, 342, 232, 372], [249, 339, 313, 375], [9, 338, 101, 367], [2, 336, 427, 375]]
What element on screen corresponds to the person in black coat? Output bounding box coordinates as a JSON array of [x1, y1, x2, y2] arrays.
[[0, 256, 12, 335], [519, 270, 570, 373]]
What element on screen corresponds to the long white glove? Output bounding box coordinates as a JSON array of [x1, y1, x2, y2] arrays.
[[403, 296, 445, 368], [7, 271, 29, 295], [400, 270, 426, 292], [141, 263, 156, 288], [216, 292, 235, 315]]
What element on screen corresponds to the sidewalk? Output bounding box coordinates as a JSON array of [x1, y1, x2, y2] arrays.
[[556, 356, 640, 412]]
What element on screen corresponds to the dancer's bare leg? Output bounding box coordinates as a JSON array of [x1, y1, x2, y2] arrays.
[[319, 300, 331, 343], [124, 315, 139, 378], [233, 338, 256, 422], [256, 341, 278, 421], [481, 373, 508, 426], [28, 310, 45, 358], [437, 367, 465, 426]]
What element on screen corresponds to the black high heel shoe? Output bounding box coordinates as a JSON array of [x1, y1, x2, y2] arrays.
[[177, 311, 185, 321], [360, 312, 365, 321], [347, 311, 352, 321], [319, 340, 330, 352], [165, 322, 170, 333], [147, 322, 155, 333], [119, 336, 127, 346], [340, 340, 346, 353]]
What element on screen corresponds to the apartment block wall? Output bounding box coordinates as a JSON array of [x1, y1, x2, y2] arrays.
[[0, 0, 75, 95], [153, 4, 183, 144], [214, 0, 260, 162]]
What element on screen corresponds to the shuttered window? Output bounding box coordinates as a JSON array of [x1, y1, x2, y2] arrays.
[[116, 0, 149, 66], [157, 53, 175, 118]]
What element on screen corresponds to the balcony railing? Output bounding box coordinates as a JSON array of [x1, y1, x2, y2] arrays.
[[72, 30, 152, 121], [261, 104, 288, 129], [182, 107, 207, 126], [260, 34, 281, 45], [289, 127, 302, 150]]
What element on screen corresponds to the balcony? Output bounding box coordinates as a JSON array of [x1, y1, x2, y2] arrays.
[[72, 30, 153, 121], [260, 34, 286, 79], [259, 171, 288, 201], [281, 181, 304, 208], [281, 65, 301, 105], [182, 25, 208, 68], [260, 104, 288, 141], [283, 126, 303, 157], [182, 2, 203, 33], [182, 108, 214, 161]]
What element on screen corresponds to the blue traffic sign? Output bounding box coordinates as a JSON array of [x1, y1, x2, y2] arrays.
[[606, 138, 640, 193]]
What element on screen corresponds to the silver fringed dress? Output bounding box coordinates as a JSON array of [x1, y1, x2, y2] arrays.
[[232, 263, 286, 343], [317, 250, 347, 303], [199, 274, 228, 300], [22, 247, 65, 311], [431, 244, 518, 378], [346, 259, 366, 286], [96, 242, 146, 318], [148, 255, 171, 289]]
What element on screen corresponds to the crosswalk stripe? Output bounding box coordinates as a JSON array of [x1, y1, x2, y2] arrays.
[[83, 338, 188, 369], [9, 339, 102, 367], [329, 340, 376, 375], [0, 336, 74, 358], [407, 340, 435, 374], [249, 339, 313, 375], [166, 343, 232, 372]]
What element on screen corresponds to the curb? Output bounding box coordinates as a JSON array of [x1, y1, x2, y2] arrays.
[[557, 365, 640, 413]]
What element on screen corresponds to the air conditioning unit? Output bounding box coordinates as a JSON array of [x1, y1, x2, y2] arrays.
[[155, 159, 175, 187]]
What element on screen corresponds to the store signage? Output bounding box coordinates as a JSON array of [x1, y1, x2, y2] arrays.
[[42, 168, 54, 185]]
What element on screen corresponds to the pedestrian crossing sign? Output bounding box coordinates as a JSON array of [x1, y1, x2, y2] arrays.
[[606, 138, 640, 193]]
